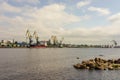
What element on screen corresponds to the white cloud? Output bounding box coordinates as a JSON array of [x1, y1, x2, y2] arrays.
[[0, 1, 120, 44], [108, 13, 120, 23], [88, 6, 110, 15], [0, 3, 81, 41], [77, 1, 91, 8], [0, 2, 21, 13], [81, 15, 91, 20], [20, 4, 81, 30], [60, 24, 120, 44]]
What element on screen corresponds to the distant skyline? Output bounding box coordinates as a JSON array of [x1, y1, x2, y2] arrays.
[[0, 0, 120, 44]]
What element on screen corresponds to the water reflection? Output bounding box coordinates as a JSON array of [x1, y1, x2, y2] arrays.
[[0, 48, 120, 80]]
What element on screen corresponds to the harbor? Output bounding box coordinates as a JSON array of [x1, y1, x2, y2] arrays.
[[0, 30, 119, 48], [0, 0, 120, 80]]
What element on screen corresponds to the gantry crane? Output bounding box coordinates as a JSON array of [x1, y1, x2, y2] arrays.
[[112, 40, 117, 47], [59, 37, 64, 47], [26, 29, 32, 46], [33, 31, 39, 45], [60, 37, 64, 45], [51, 35, 58, 45]]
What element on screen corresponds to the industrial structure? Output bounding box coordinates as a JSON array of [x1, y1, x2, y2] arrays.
[[0, 30, 120, 48], [25, 29, 64, 48], [25, 29, 47, 48]]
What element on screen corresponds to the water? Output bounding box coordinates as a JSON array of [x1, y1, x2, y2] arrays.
[[0, 48, 120, 80]]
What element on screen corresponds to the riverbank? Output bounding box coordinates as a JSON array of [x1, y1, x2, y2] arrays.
[[74, 58, 120, 70]]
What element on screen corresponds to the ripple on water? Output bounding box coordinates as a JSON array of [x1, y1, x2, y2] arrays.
[[0, 48, 120, 80]]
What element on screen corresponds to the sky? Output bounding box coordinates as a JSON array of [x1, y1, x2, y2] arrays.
[[0, 0, 120, 45]]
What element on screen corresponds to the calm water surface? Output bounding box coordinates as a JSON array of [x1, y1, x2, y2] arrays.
[[0, 48, 120, 80]]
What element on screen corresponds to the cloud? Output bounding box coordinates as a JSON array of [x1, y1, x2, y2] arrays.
[[0, 1, 120, 44], [0, 2, 21, 13], [11, 0, 40, 4], [60, 24, 120, 44], [108, 13, 120, 23], [0, 3, 81, 41], [81, 15, 91, 20], [20, 4, 81, 31], [77, 1, 91, 8], [88, 6, 110, 15]]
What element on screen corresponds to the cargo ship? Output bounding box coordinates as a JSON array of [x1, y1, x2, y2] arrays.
[[26, 29, 47, 48], [27, 43, 47, 48], [25, 29, 64, 48], [29, 41, 47, 48]]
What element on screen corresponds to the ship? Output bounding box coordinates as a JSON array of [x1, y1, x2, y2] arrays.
[[26, 29, 47, 48], [25, 29, 64, 48]]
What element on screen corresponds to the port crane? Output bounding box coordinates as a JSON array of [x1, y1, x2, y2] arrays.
[[33, 31, 39, 45], [60, 37, 64, 45], [26, 29, 33, 46], [51, 35, 58, 45], [112, 40, 117, 47]]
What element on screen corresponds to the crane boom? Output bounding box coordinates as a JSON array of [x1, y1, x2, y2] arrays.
[[33, 31, 39, 44], [51, 35, 58, 45], [112, 40, 117, 46], [26, 29, 32, 38], [26, 29, 32, 46]]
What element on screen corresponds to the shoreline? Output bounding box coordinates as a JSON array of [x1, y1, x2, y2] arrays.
[[74, 58, 120, 70]]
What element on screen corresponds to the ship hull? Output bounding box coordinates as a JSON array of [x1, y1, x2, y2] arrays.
[[31, 45, 46, 48], [28, 45, 46, 48]]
